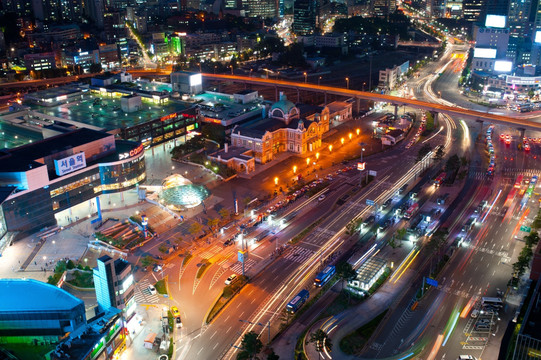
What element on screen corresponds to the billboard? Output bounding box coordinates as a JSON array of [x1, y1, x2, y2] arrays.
[[474, 48, 497, 59], [494, 60, 513, 72], [54, 152, 86, 176], [535, 31, 541, 44], [485, 15, 506, 28], [189, 73, 202, 86]]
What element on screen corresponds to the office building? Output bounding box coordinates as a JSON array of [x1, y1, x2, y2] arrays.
[[0, 279, 86, 343], [508, 0, 533, 38], [463, 0, 485, 22], [293, 0, 317, 35], [171, 71, 203, 94], [242, 0, 277, 17], [0, 128, 146, 232], [23, 52, 57, 71], [372, 0, 396, 18], [93, 255, 136, 317]]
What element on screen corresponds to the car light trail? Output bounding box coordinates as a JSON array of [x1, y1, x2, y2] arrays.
[[460, 296, 477, 318], [422, 126, 444, 143], [353, 244, 377, 268], [442, 308, 460, 347], [480, 189, 501, 223], [396, 352, 415, 360], [389, 248, 417, 282], [392, 249, 420, 284], [426, 334, 444, 360]]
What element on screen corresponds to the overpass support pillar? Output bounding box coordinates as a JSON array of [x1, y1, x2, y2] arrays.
[[297, 88, 300, 103], [356, 98, 361, 114], [430, 111, 439, 125], [275, 86, 278, 101], [476, 120, 484, 134], [324, 92, 327, 105], [518, 127, 526, 141], [394, 105, 399, 118]]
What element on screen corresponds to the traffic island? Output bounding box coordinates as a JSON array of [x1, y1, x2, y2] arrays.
[[196, 259, 211, 278], [206, 275, 248, 323], [339, 310, 388, 355]]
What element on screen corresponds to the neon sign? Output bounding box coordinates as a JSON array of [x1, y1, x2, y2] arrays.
[[160, 113, 177, 122]]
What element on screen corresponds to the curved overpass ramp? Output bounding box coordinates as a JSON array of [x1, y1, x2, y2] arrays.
[[202, 73, 541, 132]]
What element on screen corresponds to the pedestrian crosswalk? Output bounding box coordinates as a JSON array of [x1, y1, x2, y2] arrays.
[[503, 168, 541, 177], [469, 171, 487, 180], [134, 278, 160, 305], [229, 258, 257, 274], [199, 245, 222, 260], [282, 246, 315, 264]]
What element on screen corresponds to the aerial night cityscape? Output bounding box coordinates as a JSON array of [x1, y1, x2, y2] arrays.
[[3, 1, 541, 360]]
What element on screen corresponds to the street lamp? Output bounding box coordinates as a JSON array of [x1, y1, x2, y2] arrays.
[[293, 165, 297, 174], [318, 76, 322, 86], [274, 177, 279, 186], [362, 82, 366, 92], [356, 128, 360, 136], [361, 147, 365, 162], [328, 145, 333, 152], [346, 77, 349, 89], [341, 138, 345, 145], [230, 65, 234, 75], [348, 133, 353, 140], [304, 72, 307, 83], [316, 152, 320, 160], [306, 157, 310, 165]]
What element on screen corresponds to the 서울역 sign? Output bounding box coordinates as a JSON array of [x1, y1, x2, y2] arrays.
[[119, 144, 144, 160], [54, 152, 86, 176]]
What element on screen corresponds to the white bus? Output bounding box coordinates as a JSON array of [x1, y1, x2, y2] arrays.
[[481, 297, 503, 307]]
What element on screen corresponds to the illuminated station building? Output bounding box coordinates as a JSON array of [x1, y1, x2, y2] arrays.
[[0, 128, 146, 235]]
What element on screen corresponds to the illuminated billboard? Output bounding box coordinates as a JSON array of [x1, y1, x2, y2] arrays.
[[485, 15, 506, 28], [54, 152, 86, 176], [535, 31, 541, 43], [494, 60, 513, 72], [474, 48, 497, 59], [189, 74, 202, 87]]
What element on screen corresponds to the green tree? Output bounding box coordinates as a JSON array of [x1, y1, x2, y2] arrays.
[[89, 63, 103, 73], [66, 260, 76, 270], [435, 146, 445, 160], [396, 228, 407, 241], [445, 154, 461, 173], [416, 144, 432, 162], [141, 256, 156, 267], [158, 244, 169, 254], [309, 329, 333, 359], [219, 208, 231, 219], [266, 349, 279, 360], [207, 218, 220, 232], [236, 331, 263, 360], [337, 262, 357, 291], [189, 222, 202, 236]]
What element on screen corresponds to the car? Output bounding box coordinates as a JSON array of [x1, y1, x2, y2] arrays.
[[363, 215, 376, 227], [153, 265, 163, 272], [176, 316, 183, 328], [382, 198, 392, 209], [171, 306, 180, 318], [525, 143, 531, 151], [224, 238, 234, 246], [148, 285, 157, 295], [500, 134, 505, 140], [225, 274, 238, 285], [318, 195, 326, 201], [457, 356, 477, 360]]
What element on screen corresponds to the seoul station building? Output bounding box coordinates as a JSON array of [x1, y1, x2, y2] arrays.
[[0, 128, 145, 234]]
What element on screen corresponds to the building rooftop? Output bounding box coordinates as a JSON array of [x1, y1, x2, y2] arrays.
[[193, 92, 264, 126], [0, 119, 44, 149], [210, 146, 252, 161], [31, 93, 190, 131], [0, 278, 84, 312]]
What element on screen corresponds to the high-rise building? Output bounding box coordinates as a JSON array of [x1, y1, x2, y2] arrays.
[[86, 0, 105, 28], [93, 255, 136, 318], [463, 0, 485, 22], [242, 0, 277, 17], [293, 0, 317, 35], [371, 0, 396, 18], [1, 0, 33, 17], [508, 0, 533, 38]]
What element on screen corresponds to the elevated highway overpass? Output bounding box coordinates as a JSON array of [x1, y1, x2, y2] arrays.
[[202, 73, 541, 132]]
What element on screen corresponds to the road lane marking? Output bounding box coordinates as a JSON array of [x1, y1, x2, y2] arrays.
[[226, 326, 232, 333], [210, 330, 217, 339]]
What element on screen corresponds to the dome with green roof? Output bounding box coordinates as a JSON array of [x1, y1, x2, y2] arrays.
[[270, 93, 299, 122]]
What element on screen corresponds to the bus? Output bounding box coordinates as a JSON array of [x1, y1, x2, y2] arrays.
[[433, 172, 446, 187], [481, 297, 503, 308], [520, 175, 538, 209], [515, 175, 524, 189], [314, 265, 336, 287], [404, 203, 419, 220], [286, 289, 310, 313]]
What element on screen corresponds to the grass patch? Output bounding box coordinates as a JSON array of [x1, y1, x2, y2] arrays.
[[168, 337, 174, 358], [196, 259, 211, 279], [294, 328, 309, 360], [367, 268, 391, 295], [339, 310, 388, 355], [320, 290, 364, 319], [182, 253, 193, 267], [206, 275, 248, 323], [155, 279, 167, 295], [67, 270, 94, 288]]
